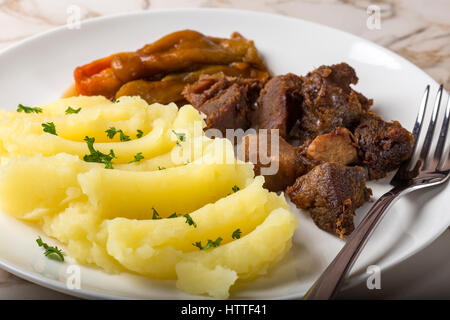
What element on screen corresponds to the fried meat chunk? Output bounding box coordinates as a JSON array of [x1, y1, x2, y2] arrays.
[[183, 73, 264, 134], [256, 73, 303, 139], [306, 127, 358, 165], [299, 63, 372, 137], [354, 112, 414, 179], [287, 162, 371, 237]]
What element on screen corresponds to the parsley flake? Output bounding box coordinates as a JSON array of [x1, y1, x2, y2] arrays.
[[172, 130, 186, 146], [232, 185, 240, 193], [129, 152, 144, 164], [105, 127, 117, 139], [192, 237, 222, 250], [83, 136, 116, 169], [158, 166, 166, 170], [232, 229, 242, 239], [42, 122, 57, 135], [152, 207, 161, 220], [17, 104, 42, 114], [36, 237, 64, 262], [168, 213, 179, 218], [65, 106, 81, 114], [136, 130, 144, 139], [183, 214, 197, 228], [106, 127, 130, 141], [120, 131, 131, 142]]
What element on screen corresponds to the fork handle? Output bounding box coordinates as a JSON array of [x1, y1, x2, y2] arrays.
[[304, 184, 409, 300]]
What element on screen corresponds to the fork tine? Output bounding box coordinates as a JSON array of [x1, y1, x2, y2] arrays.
[[411, 85, 430, 149], [419, 84, 443, 168], [433, 91, 450, 169], [392, 85, 430, 183], [404, 85, 429, 171]]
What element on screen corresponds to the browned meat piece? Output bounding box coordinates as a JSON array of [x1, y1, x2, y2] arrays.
[[354, 111, 414, 180], [299, 63, 373, 136], [239, 132, 317, 192], [306, 127, 358, 165], [183, 73, 263, 134], [256, 73, 303, 139], [286, 162, 371, 237]]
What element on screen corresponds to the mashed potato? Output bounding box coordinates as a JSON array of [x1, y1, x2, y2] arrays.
[[0, 96, 298, 299]]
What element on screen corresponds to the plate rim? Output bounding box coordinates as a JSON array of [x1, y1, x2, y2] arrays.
[[0, 7, 447, 300]]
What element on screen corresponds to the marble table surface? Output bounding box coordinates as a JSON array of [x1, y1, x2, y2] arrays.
[[0, 0, 449, 300]]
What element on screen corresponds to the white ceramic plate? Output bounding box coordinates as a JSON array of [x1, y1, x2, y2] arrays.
[[0, 8, 448, 300]]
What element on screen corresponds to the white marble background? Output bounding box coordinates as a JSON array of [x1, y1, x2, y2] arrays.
[[0, 0, 449, 299]]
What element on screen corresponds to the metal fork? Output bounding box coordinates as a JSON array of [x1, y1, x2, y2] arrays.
[[304, 84, 450, 300]]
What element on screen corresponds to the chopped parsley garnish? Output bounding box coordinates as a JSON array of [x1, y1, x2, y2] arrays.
[[17, 104, 42, 114], [105, 127, 118, 139], [119, 131, 131, 142], [105, 127, 131, 141], [42, 122, 57, 135], [168, 213, 179, 218], [232, 185, 240, 193], [136, 130, 144, 139], [192, 237, 222, 250], [129, 152, 144, 164], [83, 136, 115, 169], [114, 99, 120, 103], [65, 106, 81, 114], [183, 214, 197, 228], [232, 229, 242, 239], [158, 166, 166, 170], [152, 207, 161, 220], [36, 237, 64, 262], [172, 130, 186, 146]]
